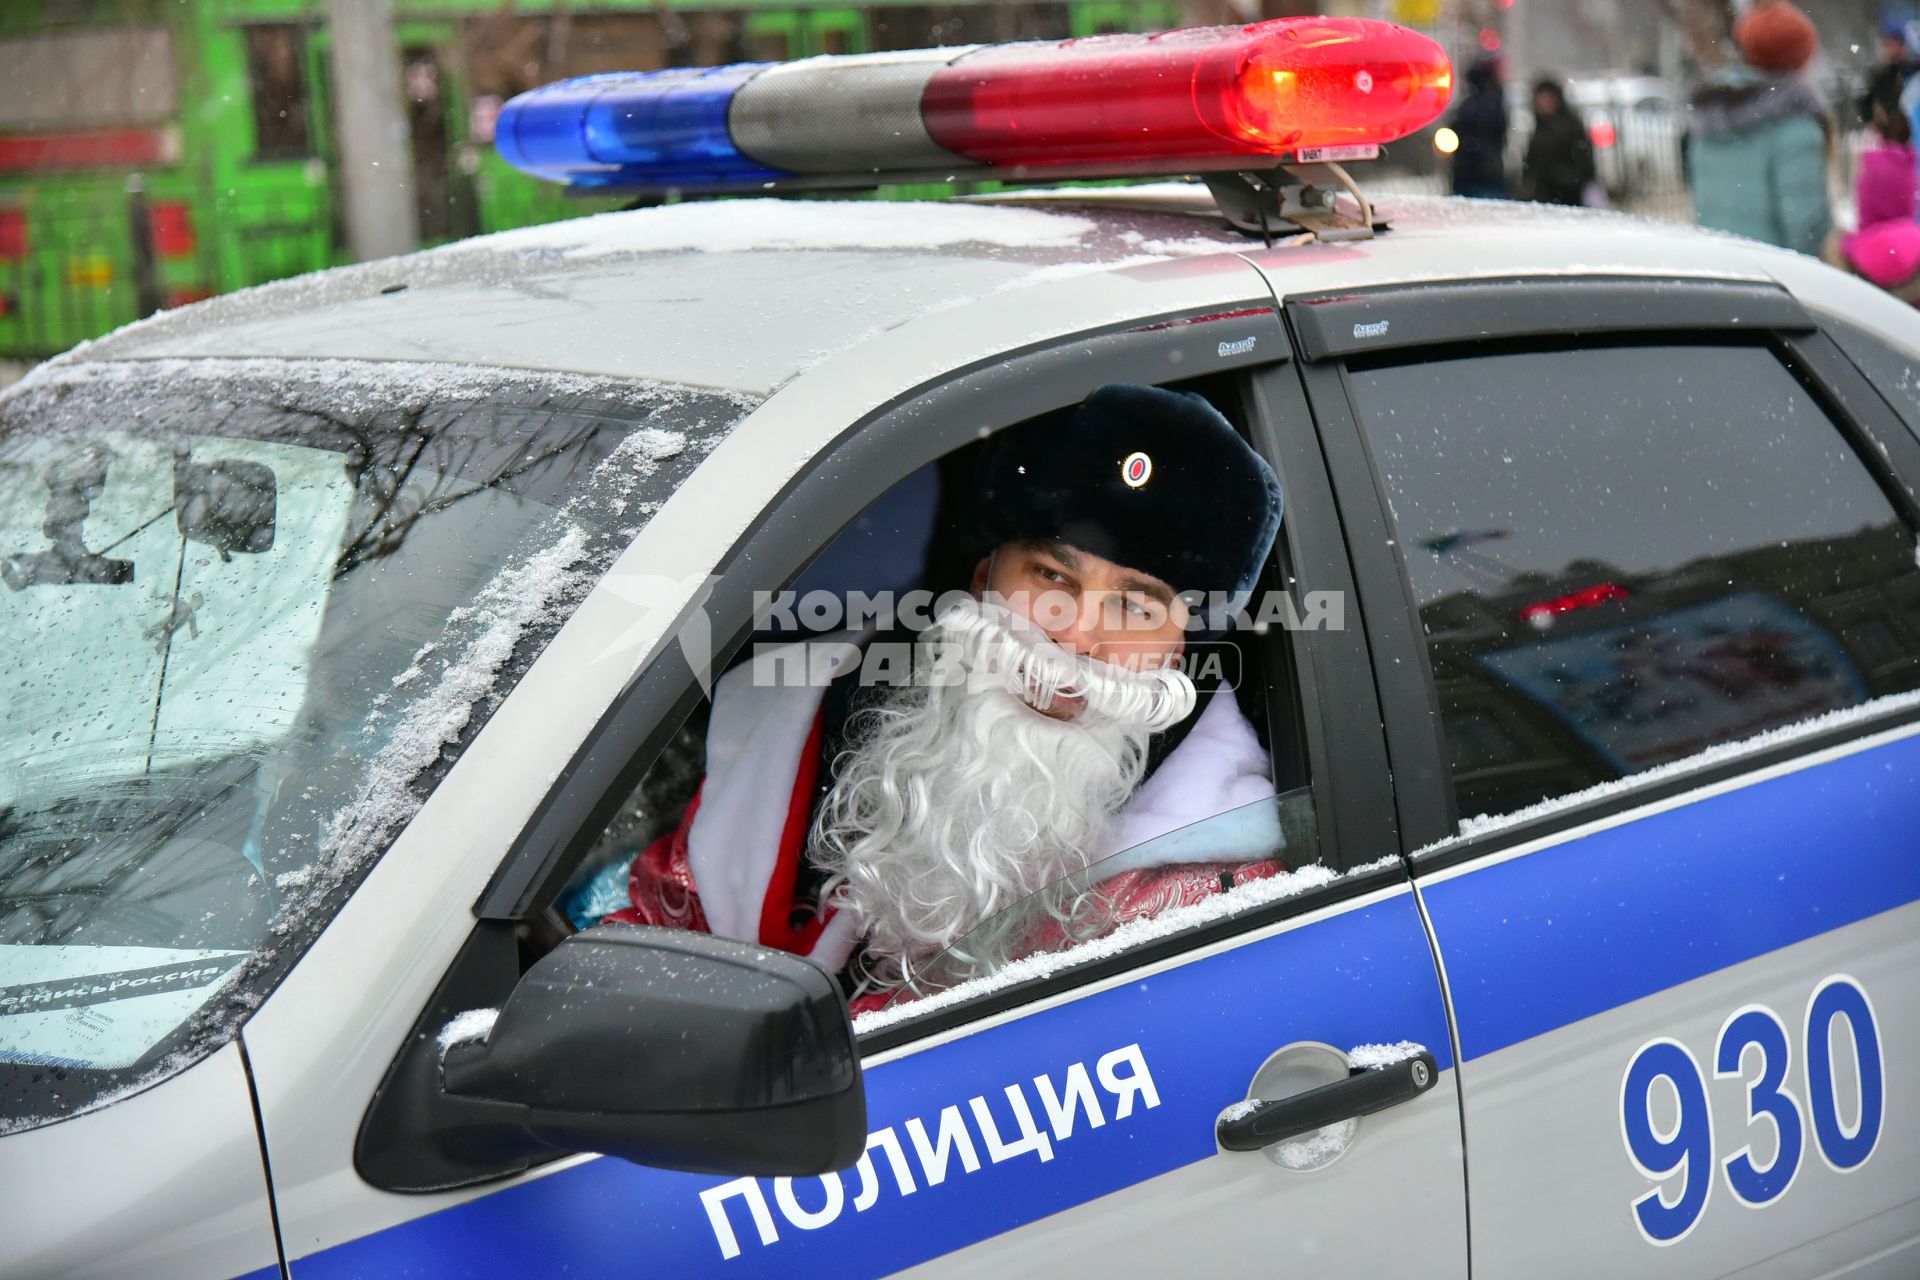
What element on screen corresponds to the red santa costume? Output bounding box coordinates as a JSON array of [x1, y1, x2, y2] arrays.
[[606, 631, 1288, 1002]]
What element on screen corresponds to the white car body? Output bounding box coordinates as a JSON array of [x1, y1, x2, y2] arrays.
[[3, 187, 1918, 1280]]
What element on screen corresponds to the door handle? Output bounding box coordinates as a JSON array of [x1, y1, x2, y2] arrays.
[[1217, 1051, 1438, 1152]]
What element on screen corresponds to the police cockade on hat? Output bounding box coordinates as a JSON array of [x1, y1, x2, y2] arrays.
[[1122, 451, 1153, 489]]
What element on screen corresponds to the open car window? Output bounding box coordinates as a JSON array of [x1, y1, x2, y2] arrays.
[[866, 786, 1320, 1019], [546, 368, 1342, 1046]]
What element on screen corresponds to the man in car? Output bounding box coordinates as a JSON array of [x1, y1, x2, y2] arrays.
[[604, 384, 1287, 997]]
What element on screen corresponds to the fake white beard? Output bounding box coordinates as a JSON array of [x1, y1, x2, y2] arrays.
[[810, 598, 1197, 983]]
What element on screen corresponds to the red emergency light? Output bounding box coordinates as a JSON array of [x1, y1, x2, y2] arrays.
[[922, 21, 1454, 166]]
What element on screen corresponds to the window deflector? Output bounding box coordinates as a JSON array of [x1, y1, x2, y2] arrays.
[[1291, 280, 1920, 861], [881, 787, 1317, 1008]]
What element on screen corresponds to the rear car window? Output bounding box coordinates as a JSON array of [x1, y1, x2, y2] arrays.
[[0, 359, 754, 1131], [1344, 342, 1920, 827]]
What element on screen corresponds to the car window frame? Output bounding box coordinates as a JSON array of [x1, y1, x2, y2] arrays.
[[483, 308, 1401, 1038], [1288, 275, 1920, 873], [355, 300, 1422, 1196], [847, 359, 1404, 1035]]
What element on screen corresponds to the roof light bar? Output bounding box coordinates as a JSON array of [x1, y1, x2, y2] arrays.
[[496, 18, 1452, 194]]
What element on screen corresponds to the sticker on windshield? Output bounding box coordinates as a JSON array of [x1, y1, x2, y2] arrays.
[[0, 434, 354, 807], [0, 944, 248, 1069]]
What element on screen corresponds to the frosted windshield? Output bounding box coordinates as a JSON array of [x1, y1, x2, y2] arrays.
[[0, 363, 752, 1124], [1, 435, 354, 808]]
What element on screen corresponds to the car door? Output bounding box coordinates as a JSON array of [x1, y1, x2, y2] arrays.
[[1295, 277, 1920, 1278], [280, 312, 1470, 1276], [809, 355, 1466, 1280]]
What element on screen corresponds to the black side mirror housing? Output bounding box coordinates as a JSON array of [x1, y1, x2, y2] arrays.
[[441, 925, 865, 1176], [357, 922, 865, 1192]]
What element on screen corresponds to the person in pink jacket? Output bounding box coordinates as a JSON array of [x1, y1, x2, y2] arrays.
[[1836, 100, 1920, 301]]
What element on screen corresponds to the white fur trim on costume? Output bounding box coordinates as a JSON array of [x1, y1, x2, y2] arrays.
[[1092, 691, 1280, 874], [685, 632, 866, 943], [688, 660, 1276, 952], [807, 910, 862, 973]]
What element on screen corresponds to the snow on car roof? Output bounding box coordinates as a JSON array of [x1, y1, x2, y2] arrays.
[[432, 197, 1108, 259], [65, 196, 1249, 395], [52, 186, 1870, 396]]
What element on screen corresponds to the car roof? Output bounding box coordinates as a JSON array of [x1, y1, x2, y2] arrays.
[[40, 185, 1919, 395]]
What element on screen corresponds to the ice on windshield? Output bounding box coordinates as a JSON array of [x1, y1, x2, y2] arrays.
[[0, 360, 756, 1130]]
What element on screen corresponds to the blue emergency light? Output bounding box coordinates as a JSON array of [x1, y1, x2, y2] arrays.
[[498, 64, 780, 187]]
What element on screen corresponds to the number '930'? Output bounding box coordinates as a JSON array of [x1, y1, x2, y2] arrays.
[[1618, 975, 1885, 1247]]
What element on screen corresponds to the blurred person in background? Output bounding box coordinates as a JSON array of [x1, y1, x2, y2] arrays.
[[1831, 98, 1920, 303], [1520, 79, 1596, 206], [1448, 56, 1510, 199], [1686, 0, 1833, 256], [1861, 13, 1919, 125]]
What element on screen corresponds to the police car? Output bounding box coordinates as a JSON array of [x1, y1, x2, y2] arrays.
[[3, 17, 1918, 1280]]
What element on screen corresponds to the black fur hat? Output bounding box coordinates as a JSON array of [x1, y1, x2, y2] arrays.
[[974, 385, 1284, 618]]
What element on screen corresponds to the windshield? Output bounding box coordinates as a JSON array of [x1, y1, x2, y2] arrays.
[[0, 359, 753, 1130]]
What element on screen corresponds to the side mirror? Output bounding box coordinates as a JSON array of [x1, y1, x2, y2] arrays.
[[357, 923, 866, 1193], [440, 926, 866, 1178]]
